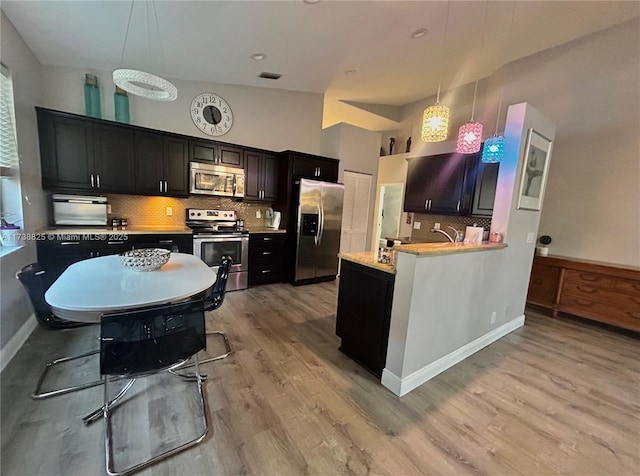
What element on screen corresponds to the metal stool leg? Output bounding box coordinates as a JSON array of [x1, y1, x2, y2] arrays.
[[169, 331, 231, 377], [104, 354, 209, 476], [32, 349, 103, 399], [83, 378, 136, 426]]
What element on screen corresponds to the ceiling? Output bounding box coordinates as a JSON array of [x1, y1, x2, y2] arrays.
[[2, 1, 638, 131]]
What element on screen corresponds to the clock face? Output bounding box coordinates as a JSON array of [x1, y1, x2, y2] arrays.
[[190, 93, 233, 136]]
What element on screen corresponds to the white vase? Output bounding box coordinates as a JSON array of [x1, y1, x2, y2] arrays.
[[537, 246, 549, 256]]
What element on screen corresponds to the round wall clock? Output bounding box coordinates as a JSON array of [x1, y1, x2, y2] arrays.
[[190, 93, 233, 136]]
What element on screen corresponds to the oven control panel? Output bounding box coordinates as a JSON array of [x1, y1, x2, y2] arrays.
[[187, 209, 237, 221]]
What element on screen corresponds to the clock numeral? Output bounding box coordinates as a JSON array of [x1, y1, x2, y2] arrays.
[[196, 102, 202, 108], [195, 117, 201, 123]]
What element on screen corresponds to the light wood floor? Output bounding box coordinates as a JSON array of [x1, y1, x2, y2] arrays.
[[2, 281, 639, 476]]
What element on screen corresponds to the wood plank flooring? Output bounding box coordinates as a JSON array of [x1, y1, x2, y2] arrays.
[[1, 281, 639, 476]]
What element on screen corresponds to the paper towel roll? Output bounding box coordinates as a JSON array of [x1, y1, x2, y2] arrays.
[[464, 226, 484, 245]]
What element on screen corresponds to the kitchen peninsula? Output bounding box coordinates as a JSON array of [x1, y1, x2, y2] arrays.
[[337, 242, 507, 396]]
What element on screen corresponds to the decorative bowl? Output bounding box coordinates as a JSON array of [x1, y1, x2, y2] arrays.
[[119, 248, 171, 272]]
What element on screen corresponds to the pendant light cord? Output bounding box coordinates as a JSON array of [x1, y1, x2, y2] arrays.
[[494, 1, 517, 135], [436, 1, 452, 105], [119, 0, 136, 67], [470, 1, 489, 123]]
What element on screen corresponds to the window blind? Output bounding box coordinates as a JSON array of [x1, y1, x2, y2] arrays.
[[0, 64, 19, 171]]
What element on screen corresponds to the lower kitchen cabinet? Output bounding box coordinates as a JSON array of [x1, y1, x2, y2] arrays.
[[527, 255, 640, 332], [37, 233, 193, 281], [335, 260, 395, 377], [248, 233, 285, 285]]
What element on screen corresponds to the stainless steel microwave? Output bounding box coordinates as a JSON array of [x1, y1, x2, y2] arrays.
[[190, 162, 245, 198]]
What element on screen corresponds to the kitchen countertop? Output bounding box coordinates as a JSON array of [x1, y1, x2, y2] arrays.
[[396, 242, 508, 256], [246, 228, 287, 234], [39, 226, 193, 235], [338, 251, 396, 274]]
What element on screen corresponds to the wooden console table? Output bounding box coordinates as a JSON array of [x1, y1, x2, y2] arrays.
[[527, 255, 640, 332]]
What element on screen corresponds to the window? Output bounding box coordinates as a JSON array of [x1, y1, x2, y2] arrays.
[[0, 63, 23, 240]]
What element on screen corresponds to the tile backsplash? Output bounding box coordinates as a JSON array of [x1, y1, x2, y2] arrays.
[[105, 194, 278, 229], [411, 214, 492, 242]]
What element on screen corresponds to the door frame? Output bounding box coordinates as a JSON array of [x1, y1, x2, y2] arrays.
[[374, 182, 405, 250]]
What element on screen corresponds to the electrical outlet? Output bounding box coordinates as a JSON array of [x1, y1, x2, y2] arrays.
[[107, 204, 112, 213], [434, 222, 440, 230], [526, 232, 535, 243], [256, 210, 261, 219], [491, 311, 497, 324], [413, 221, 421, 230], [166, 207, 173, 216]]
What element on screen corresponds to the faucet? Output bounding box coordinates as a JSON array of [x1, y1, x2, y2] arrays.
[[431, 226, 463, 243]]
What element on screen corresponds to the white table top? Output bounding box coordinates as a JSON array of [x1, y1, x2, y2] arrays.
[[45, 253, 216, 323]]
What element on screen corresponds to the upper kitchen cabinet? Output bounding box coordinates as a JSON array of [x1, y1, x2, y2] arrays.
[[244, 150, 278, 202], [289, 153, 339, 182], [471, 161, 500, 216], [135, 132, 189, 197], [404, 152, 477, 215], [37, 108, 134, 193], [189, 139, 244, 168]]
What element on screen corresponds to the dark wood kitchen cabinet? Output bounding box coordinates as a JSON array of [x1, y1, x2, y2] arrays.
[[244, 151, 278, 202], [189, 139, 244, 168], [288, 152, 339, 183], [404, 151, 483, 216], [248, 232, 286, 285], [471, 161, 499, 216], [37, 108, 134, 194], [335, 260, 395, 377], [134, 132, 189, 196]]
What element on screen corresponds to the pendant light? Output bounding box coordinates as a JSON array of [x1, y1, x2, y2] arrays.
[[482, 1, 516, 163], [456, 1, 489, 154], [113, 0, 177, 101], [421, 2, 451, 143]]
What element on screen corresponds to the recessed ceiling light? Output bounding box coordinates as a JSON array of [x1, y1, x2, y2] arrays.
[[250, 53, 266, 61], [411, 28, 428, 39], [344, 69, 357, 76]]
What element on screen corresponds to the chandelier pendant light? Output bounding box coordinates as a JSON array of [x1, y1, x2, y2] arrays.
[[421, 2, 451, 143], [113, 1, 177, 101], [456, 81, 483, 153], [482, 1, 516, 163]]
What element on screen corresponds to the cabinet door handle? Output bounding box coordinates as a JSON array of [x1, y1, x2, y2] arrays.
[[164, 181, 168, 193], [425, 199, 428, 210], [262, 251, 273, 255], [60, 241, 80, 246], [261, 269, 272, 274], [90, 174, 95, 188], [96, 174, 101, 188], [263, 237, 273, 241], [160, 180, 163, 193], [158, 240, 174, 244], [457, 200, 461, 212]]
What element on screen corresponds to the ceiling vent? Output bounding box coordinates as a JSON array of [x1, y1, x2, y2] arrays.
[[258, 72, 282, 80]]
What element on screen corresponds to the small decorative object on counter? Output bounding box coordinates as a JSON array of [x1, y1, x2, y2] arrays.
[[84, 73, 101, 119], [389, 137, 395, 155], [120, 248, 171, 272], [489, 231, 504, 243], [0, 219, 22, 247], [119, 218, 128, 228], [114, 86, 130, 123], [406, 136, 412, 153], [112, 218, 120, 229]]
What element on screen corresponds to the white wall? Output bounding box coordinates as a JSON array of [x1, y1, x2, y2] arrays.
[[40, 65, 325, 155], [321, 123, 381, 251], [395, 19, 639, 266], [0, 11, 45, 351]]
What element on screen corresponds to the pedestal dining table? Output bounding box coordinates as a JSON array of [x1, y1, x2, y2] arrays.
[[45, 252, 216, 322]]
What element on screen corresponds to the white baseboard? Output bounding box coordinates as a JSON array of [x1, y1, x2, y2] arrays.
[[382, 315, 525, 397], [0, 314, 37, 373]]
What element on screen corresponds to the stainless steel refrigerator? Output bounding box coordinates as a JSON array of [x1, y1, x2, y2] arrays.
[[294, 179, 344, 285]]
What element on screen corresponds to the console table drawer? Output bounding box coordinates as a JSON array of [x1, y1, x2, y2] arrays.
[[559, 295, 640, 331], [562, 282, 640, 311], [564, 269, 640, 294]]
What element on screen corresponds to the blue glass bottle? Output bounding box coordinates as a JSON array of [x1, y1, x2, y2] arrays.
[[114, 86, 130, 123], [84, 74, 101, 118]]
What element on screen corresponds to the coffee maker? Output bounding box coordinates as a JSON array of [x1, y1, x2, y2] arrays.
[[265, 208, 281, 229]]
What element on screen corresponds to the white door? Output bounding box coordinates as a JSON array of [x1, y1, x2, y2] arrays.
[[340, 171, 372, 253]]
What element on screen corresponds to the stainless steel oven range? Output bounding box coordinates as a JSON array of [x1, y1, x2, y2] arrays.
[[187, 208, 249, 291]]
